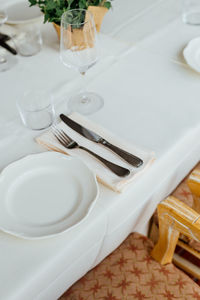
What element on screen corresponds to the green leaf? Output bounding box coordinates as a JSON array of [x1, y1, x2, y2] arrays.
[[78, 0, 87, 9], [28, 0, 112, 25], [103, 1, 111, 9], [67, 0, 75, 9], [44, 13, 49, 23], [28, 0, 37, 6]]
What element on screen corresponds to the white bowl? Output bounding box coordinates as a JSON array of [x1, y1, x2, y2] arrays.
[[5, 0, 43, 25], [183, 37, 200, 73]]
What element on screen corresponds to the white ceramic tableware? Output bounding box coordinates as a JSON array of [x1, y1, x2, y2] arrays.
[[0, 152, 99, 239], [5, 0, 43, 25], [183, 37, 200, 73]]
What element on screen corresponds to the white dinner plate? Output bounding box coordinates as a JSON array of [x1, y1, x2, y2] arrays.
[[0, 152, 98, 239], [183, 37, 200, 73], [5, 0, 43, 24]]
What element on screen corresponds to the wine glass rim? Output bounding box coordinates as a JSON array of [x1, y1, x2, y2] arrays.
[[61, 8, 93, 26]]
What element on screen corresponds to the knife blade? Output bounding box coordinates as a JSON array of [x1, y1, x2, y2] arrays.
[[60, 114, 143, 168], [0, 33, 11, 42], [0, 40, 17, 55]]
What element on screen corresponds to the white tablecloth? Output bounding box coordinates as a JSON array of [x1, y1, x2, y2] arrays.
[[1, 0, 200, 299]]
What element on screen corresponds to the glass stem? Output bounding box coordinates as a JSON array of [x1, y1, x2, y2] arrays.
[[80, 72, 90, 104]]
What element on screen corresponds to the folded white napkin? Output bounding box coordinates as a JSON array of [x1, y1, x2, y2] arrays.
[[36, 113, 155, 192]]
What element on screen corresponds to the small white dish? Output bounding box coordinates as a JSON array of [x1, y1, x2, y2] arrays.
[[0, 152, 98, 239], [183, 37, 200, 73], [5, 0, 43, 25]]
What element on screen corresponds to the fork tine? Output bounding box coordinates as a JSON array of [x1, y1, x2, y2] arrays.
[[52, 126, 68, 146], [57, 129, 70, 143], [53, 127, 64, 141], [52, 125, 71, 143], [60, 129, 72, 143], [53, 131, 66, 147]]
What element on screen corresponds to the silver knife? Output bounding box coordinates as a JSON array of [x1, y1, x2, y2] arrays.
[[60, 114, 143, 168], [0, 34, 17, 55]]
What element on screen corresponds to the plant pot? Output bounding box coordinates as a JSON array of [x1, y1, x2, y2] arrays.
[[88, 6, 108, 32], [53, 6, 108, 40], [53, 22, 61, 40]]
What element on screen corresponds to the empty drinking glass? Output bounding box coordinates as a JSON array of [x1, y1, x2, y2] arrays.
[[17, 91, 55, 130], [60, 9, 103, 115], [14, 23, 43, 56]]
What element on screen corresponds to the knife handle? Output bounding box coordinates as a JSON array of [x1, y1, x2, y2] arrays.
[[0, 42, 17, 55], [100, 140, 143, 168], [79, 146, 130, 177]]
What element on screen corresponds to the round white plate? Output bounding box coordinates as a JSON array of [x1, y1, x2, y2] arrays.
[[183, 37, 200, 73], [5, 0, 43, 24], [0, 152, 98, 239]]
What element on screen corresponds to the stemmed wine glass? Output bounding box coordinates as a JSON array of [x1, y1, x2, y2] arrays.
[[60, 9, 103, 115]]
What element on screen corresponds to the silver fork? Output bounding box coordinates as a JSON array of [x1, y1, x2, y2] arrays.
[[52, 126, 130, 177]]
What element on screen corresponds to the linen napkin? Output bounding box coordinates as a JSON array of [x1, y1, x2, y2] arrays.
[[36, 113, 155, 192]]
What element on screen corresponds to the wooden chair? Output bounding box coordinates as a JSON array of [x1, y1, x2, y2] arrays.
[[150, 165, 200, 279], [59, 198, 200, 299], [188, 168, 200, 214], [152, 196, 200, 274]]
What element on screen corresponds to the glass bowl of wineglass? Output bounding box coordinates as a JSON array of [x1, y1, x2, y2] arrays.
[[60, 9, 103, 115]]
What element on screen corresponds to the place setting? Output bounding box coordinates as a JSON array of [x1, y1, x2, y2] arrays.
[[15, 7, 155, 191], [12, 83, 155, 237], [0, 100, 155, 239], [0, 4, 156, 241]]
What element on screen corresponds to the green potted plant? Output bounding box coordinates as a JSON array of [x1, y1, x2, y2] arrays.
[[28, 0, 112, 37]]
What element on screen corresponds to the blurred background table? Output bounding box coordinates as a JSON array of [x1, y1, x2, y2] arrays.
[[1, 0, 200, 299]]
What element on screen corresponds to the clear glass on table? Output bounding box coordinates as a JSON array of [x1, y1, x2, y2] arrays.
[[16, 90, 55, 130], [60, 9, 103, 115], [13, 23, 43, 56]]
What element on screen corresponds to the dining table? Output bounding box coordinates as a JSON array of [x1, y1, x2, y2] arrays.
[[1, 0, 200, 299]]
